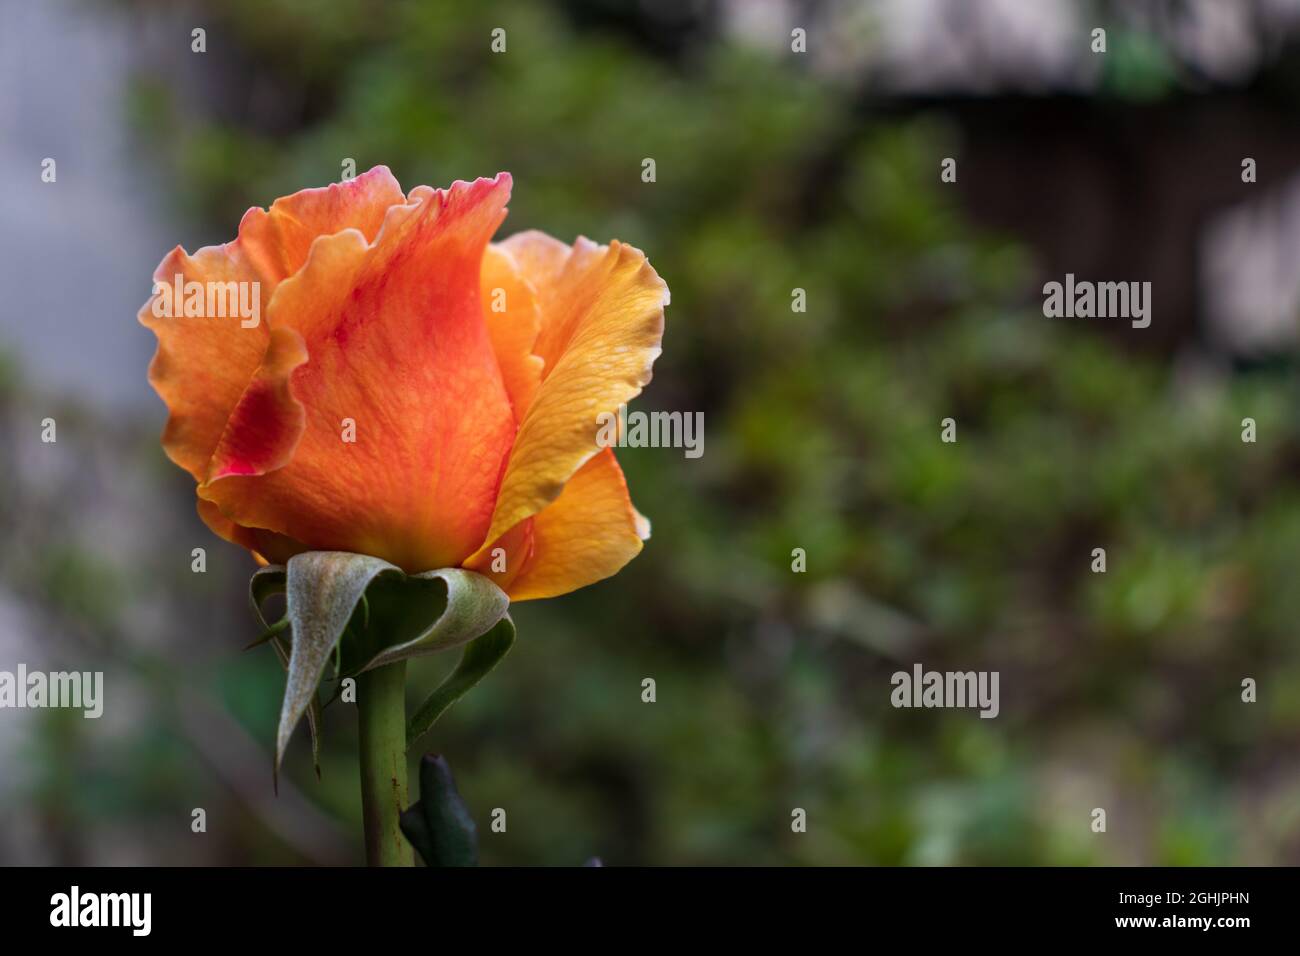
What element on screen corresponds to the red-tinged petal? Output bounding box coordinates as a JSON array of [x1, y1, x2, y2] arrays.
[[503, 449, 650, 601], [200, 175, 518, 573], [140, 166, 406, 482], [139, 247, 273, 482], [207, 326, 309, 480], [236, 166, 405, 281]]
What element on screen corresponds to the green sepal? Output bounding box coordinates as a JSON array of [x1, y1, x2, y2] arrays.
[[249, 553, 509, 775], [269, 632, 322, 781], [335, 566, 510, 676], [248, 565, 321, 780], [407, 615, 516, 750], [244, 615, 289, 651], [248, 565, 287, 628]]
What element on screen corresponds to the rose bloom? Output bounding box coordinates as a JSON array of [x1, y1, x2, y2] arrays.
[[140, 168, 667, 600]]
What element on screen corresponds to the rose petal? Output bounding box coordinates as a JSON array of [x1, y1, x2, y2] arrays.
[[467, 233, 667, 563], [139, 166, 405, 481], [207, 326, 309, 480], [200, 175, 518, 573], [502, 448, 650, 601], [463, 516, 535, 593], [238, 166, 405, 281], [480, 243, 544, 419]]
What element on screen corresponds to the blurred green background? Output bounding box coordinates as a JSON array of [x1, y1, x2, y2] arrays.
[[4, 0, 1300, 865]]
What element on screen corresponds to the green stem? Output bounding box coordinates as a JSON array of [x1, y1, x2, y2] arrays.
[[357, 661, 413, 867]]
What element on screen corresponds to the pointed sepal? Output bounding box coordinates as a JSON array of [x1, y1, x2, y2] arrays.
[[249, 553, 510, 775], [277, 552, 397, 773], [407, 615, 516, 750], [338, 567, 510, 675]]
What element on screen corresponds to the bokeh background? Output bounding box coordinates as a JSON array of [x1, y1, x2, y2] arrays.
[[4, 0, 1300, 865]]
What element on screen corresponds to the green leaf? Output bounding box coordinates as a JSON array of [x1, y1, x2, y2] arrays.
[[399, 753, 478, 867], [407, 615, 515, 750]]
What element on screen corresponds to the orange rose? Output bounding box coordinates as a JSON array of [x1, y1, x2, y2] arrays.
[[140, 167, 667, 600]]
